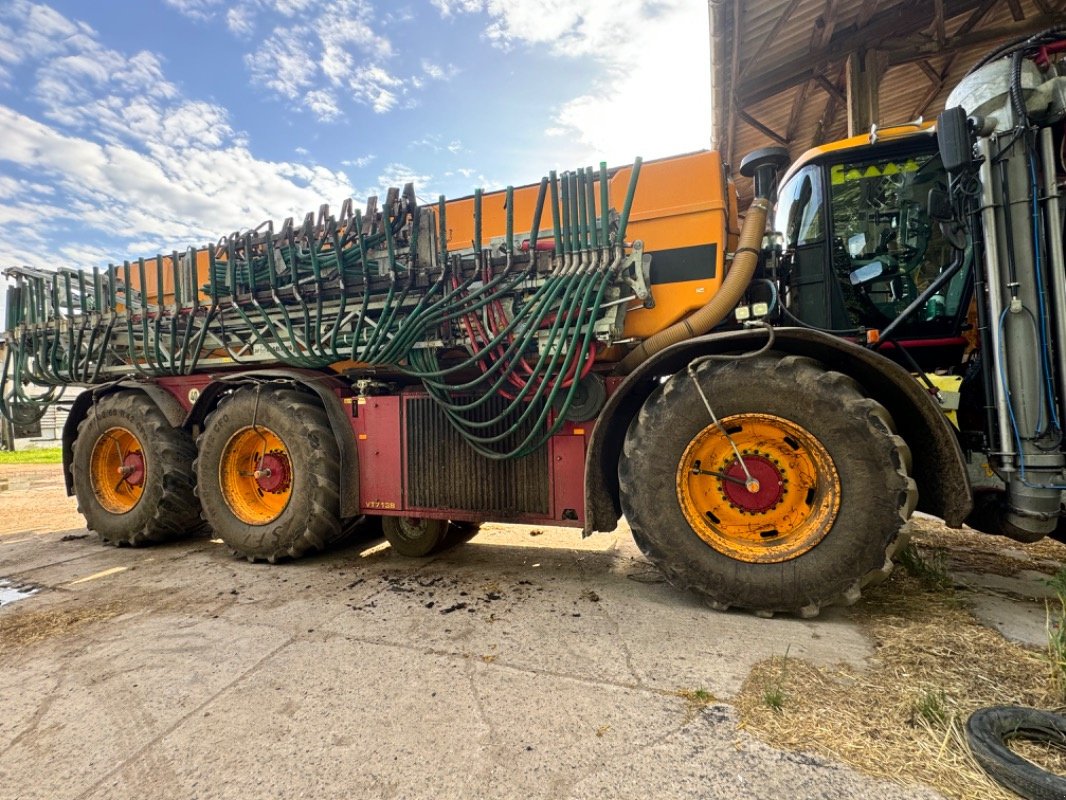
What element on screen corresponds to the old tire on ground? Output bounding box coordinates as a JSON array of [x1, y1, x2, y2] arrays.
[[967, 705, 1066, 800], [619, 354, 916, 616], [195, 386, 341, 562], [381, 518, 480, 557], [72, 390, 202, 546]]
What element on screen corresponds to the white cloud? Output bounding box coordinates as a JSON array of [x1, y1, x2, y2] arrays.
[[341, 154, 376, 169], [0, 3, 361, 271], [226, 5, 256, 36], [366, 163, 436, 201], [163, 0, 224, 21], [227, 0, 406, 120], [421, 59, 458, 82], [245, 34, 317, 99], [430, 0, 483, 16], [430, 0, 711, 163]]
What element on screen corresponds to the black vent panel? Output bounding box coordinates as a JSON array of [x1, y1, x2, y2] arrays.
[[404, 396, 551, 516]]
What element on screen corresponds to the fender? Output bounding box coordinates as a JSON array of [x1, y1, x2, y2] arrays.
[[184, 368, 360, 519], [60, 379, 187, 496], [584, 327, 973, 534]]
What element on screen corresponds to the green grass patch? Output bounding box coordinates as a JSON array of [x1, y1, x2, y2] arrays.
[[897, 542, 952, 590], [0, 447, 63, 465]]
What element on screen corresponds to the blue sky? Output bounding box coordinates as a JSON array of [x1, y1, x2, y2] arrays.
[[0, 0, 710, 273]]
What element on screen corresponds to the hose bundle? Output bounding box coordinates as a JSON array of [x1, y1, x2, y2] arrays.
[[1, 160, 644, 458]]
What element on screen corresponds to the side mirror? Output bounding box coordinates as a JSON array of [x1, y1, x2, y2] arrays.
[[937, 106, 973, 173]]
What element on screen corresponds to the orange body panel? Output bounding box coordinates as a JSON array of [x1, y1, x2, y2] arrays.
[[121, 249, 213, 310], [124, 152, 734, 343], [442, 151, 732, 340]]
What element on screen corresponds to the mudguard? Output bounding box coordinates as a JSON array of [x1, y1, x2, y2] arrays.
[[585, 327, 972, 534]]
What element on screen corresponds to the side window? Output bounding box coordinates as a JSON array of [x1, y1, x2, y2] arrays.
[[829, 152, 960, 321], [774, 166, 824, 248]]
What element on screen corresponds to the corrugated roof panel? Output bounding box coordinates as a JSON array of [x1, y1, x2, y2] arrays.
[[715, 0, 1061, 207]]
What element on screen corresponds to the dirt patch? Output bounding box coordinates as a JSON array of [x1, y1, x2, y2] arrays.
[[0, 463, 82, 537], [735, 528, 1060, 800], [0, 601, 127, 653]]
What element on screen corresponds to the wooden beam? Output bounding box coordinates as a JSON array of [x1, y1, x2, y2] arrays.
[[917, 60, 940, 83], [736, 0, 986, 105], [785, 80, 812, 142], [738, 0, 803, 81], [857, 0, 880, 27], [811, 68, 845, 148], [932, 0, 946, 45], [846, 49, 885, 135], [911, 57, 953, 119], [952, 0, 997, 37], [816, 74, 846, 104], [1004, 0, 1025, 20], [883, 13, 1061, 62], [1032, 0, 1052, 13], [737, 110, 789, 146]]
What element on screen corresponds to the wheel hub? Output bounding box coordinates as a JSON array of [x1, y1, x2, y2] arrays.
[[676, 413, 841, 564], [255, 450, 291, 494], [88, 426, 146, 515], [219, 426, 293, 526], [120, 452, 145, 487], [721, 455, 784, 513]]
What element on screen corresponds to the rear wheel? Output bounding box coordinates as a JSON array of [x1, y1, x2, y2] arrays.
[[195, 386, 341, 562], [72, 391, 202, 546], [619, 354, 916, 616]]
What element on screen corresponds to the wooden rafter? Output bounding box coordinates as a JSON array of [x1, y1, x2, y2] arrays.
[[784, 80, 813, 142], [857, 0, 880, 27], [738, 0, 803, 81], [911, 58, 952, 119], [735, 0, 989, 105], [737, 110, 788, 146], [1005, 0, 1025, 20], [885, 13, 1059, 61], [932, 0, 947, 45], [811, 67, 846, 148]]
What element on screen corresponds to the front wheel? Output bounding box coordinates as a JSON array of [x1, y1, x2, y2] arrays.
[[619, 354, 916, 616]]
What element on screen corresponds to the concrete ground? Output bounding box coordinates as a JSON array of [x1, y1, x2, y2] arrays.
[[0, 464, 956, 799]]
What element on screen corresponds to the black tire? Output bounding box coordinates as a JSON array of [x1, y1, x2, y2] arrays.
[[619, 354, 916, 616], [967, 706, 1066, 800], [194, 386, 341, 562], [72, 391, 202, 546], [444, 521, 481, 549], [381, 518, 480, 557]]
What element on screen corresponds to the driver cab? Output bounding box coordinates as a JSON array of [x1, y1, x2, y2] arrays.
[[771, 132, 973, 369]]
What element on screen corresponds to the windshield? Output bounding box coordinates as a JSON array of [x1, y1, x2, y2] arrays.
[[828, 150, 968, 333]]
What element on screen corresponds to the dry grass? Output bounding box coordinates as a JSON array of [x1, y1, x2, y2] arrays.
[[0, 602, 126, 653], [735, 529, 1059, 800], [909, 515, 1064, 578], [1011, 737, 1066, 776]]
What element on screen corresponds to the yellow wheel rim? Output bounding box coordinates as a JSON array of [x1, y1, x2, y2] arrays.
[[89, 426, 146, 514], [219, 426, 293, 525], [676, 413, 840, 564]]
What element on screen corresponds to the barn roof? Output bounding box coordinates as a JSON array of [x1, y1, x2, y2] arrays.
[[710, 0, 1066, 203]]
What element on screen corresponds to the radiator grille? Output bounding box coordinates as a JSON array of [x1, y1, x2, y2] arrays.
[[405, 396, 551, 516]]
